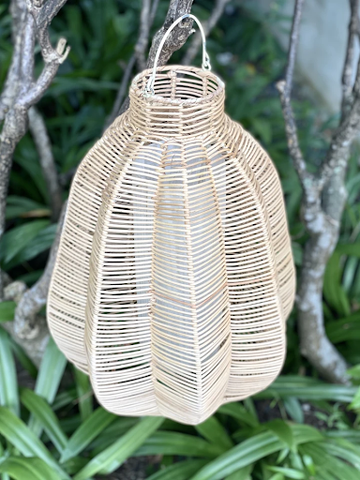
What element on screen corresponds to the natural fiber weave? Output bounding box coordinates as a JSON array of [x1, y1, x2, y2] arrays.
[[48, 65, 295, 424]]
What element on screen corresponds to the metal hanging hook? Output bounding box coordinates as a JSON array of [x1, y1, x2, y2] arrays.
[[144, 13, 211, 96]]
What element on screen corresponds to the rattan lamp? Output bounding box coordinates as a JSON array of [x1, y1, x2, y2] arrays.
[[48, 15, 295, 425]]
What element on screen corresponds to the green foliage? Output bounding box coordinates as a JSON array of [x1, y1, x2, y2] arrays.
[[0, 302, 16, 322], [0, 408, 70, 479], [147, 459, 209, 480], [21, 388, 68, 454], [0, 220, 50, 266], [60, 407, 116, 463], [0, 457, 63, 480], [1, 0, 360, 479], [73, 417, 164, 479], [0, 340, 358, 479], [72, 367, 92, 422], [27, 339, 67, 438], [0, 329, 19, 415]]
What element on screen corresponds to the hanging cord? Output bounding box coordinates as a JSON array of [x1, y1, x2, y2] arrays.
[[144, 14, 211, 96]]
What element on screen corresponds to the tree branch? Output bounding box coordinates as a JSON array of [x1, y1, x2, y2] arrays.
[[146, 0, 194, 68], [150, 0, 160, 26], [19, 36, 70, 107], [276, 0, 314, 197], [181, 0, 229, 66], [0, 0, 26, 121], [0, 0, 69, 299], [3, 203, 67, 366], [277, 0, 358, 384], [135, 0, 152, 72], [318, 9, 360, 196], [341, 0, 359, 111], [30, 0, 68, 31], [28, 107, 63, 221], [14, 203, 66, 339], [1, 310, 49, 367], [105, 54, 136, 129], [118, 0, 194, 116], [106, 0, 162, 124]]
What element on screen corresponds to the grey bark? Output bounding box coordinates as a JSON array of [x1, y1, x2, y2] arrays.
[[119, 0, 195, 115], [29, 107, 63, 221], [0, 0, 26, 121], [277, 0, 360, 383], [135, 0, 152, 72], [0, 0, 69, 365], [0, 0, 69, 299], [146, 0, 194, 68]]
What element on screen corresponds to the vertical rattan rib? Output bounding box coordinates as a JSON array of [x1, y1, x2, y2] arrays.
[[47, 65, 295, 424]]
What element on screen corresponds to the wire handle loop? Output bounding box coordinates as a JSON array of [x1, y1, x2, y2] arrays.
[[144, 14, 211, 96]]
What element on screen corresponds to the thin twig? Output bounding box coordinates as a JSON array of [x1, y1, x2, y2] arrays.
[[342, 0, 360, 110], [181, 0, 229, 66], [318, 0, 360, 193], [105, 55, 136, 128], [150, 0, 160, 25], [135, 0, 152, 71], [29, 107, 63, 221], [107, 0, 161, 124], [276, 0, 313, 195], [19, 36, 70, 107]]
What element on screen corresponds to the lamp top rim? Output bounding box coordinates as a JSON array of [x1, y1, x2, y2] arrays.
[[131, 65, 225, 107]]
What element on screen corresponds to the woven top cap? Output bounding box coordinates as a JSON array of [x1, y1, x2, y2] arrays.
[[129, 66, 225, 137]]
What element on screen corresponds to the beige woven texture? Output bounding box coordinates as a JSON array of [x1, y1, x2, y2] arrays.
[[48, 65, 295, 425]]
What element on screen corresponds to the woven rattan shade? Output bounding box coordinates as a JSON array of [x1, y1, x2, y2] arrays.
[[48, 65, 295, 425]]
